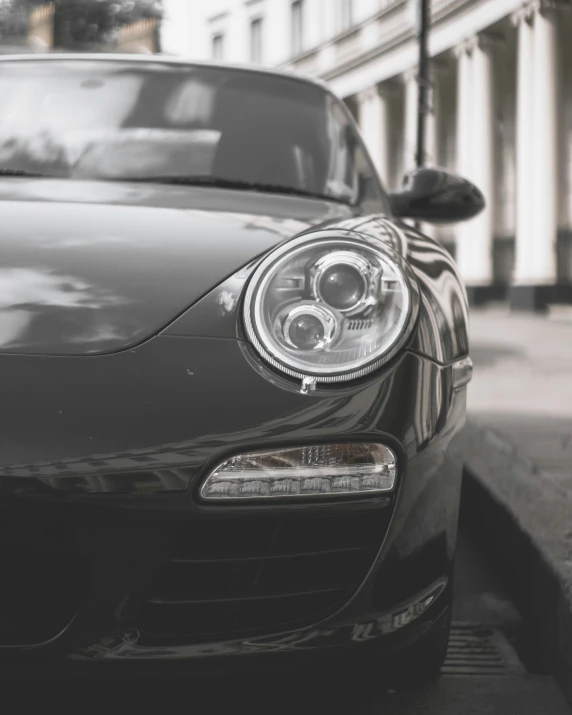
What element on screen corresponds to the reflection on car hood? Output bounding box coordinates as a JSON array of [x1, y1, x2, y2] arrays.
[[0, 178, 350, 356]]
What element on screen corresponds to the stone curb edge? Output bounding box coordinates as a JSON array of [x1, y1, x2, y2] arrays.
[[461, 418, 572, 704]]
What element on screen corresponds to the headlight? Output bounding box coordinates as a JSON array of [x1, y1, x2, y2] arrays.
[[243, 226, 418, 384]]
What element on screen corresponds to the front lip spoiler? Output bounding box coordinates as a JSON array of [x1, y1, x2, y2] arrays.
[[0, 578, 449, 679], [61, 578, 448, 664]]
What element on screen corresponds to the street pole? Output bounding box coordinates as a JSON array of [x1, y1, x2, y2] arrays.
[[415, 0, 431, 169]]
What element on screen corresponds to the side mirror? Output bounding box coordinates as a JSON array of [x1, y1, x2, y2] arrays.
[[388, 167, 485, 224]]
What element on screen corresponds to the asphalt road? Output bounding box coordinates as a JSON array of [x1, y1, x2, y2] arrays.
[[5, 518, 570, 714]]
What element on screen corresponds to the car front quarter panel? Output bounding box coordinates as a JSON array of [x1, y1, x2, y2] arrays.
[[0, 333, 466, 663], [0, 218, 468, 663], [0, 337, 460, 494]]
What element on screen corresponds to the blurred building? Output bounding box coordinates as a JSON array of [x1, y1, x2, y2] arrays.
[[115, 17, 159, 53], [72, 16, 160, 54], [0, 1, 55, 52], [162, 0, 572, 311], [0, 1, 159, 54]]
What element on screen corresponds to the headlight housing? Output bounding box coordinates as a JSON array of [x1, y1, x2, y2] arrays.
[[243, 225, 418, 384]]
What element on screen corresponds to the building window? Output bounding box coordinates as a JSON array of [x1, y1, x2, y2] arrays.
[[291, 0, 304, 56], [250, 17, 263, 63], [212, 33, 224, 59], [340, 0, 353, 31]]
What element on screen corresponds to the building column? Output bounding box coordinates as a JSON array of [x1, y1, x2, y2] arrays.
[[470, 34, 497, 294], [425, 67, 438, 168], [403, 68, 418, 175], [531, 1, 559, 285], [511, 4, 539, 308], [510, 0, 565, 311], [357, 86, 390, 189], [453, 35, 497, 303], [453, 40, 475, 288], [422, 67, 439, 239], [431, 57, 458, 253]]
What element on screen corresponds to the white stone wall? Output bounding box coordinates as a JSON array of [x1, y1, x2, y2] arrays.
[[160, 0, 572, 300], [560, 11, 572, 233], [162, 0, 398, 63]]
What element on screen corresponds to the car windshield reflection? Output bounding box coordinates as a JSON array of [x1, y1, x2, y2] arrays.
[[0, 60, 386, 209]]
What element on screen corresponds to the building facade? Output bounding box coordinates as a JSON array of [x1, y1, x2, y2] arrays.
[[163, 0, 572, 311], [0, 2, 159, 54], [0, 1, 55, 52]]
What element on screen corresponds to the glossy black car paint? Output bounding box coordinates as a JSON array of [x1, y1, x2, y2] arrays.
[[0, 58, 476, 673], [389, 167, 486, 225]]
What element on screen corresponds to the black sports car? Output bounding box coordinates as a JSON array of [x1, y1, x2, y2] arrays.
[[0, 55, 483, 682]]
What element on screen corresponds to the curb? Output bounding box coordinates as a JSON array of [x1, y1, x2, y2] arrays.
[[461, 418, 572, 704]]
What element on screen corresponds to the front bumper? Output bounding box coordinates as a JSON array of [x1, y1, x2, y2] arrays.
[[0, 336, 466, 668]]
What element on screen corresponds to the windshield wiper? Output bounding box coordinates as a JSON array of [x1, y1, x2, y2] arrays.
[[115, 175, 352, 205], [0, 168, 53, 178]]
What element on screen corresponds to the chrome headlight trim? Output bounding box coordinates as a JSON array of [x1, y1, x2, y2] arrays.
[[243, 226, 420, 384]]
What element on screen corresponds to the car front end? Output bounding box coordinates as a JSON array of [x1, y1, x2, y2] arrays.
[[0, 207, 470, 678], [0, 55, 478, 680]]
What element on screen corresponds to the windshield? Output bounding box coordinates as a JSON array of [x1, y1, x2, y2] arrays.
[[0, 59, 387, 208]]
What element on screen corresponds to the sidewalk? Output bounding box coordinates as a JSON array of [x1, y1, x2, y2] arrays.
[[462, 305, 572, 702], [468, 306, 572, 492]]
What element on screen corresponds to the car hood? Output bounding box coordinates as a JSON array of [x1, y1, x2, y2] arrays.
[[0, 178, 351, 356]]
